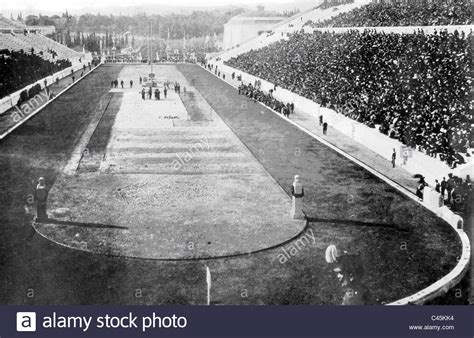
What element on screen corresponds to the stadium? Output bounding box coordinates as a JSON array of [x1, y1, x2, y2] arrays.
[[0, 0, 472, 306]]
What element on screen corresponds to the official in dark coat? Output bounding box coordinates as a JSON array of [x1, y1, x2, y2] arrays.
[[35, 177, 48, 222]]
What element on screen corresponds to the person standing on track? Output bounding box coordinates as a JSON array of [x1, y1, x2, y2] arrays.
[[323, 122, 328, 135], [441, 177, 447, 199], [391, 148, 397, 168], [35, 177, 48, 223], [447, 173, 454, 204]]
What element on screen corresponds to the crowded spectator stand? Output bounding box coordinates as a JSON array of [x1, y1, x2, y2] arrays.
[[211, 58, 473, 217], [0, 49, 72, 99], [204, 2, 473, 215], [307, 0, 472, 28], [224, 28, 472, 170], [0, 15, 90, 111]]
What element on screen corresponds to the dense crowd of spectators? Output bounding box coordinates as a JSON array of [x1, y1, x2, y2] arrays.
[[0, 49, 71, 99], [308, 0, 472, 28], [437, 173, 472, 215], [225, 29, 472, 168], [413, 172, 472, 217], [238, 81, 295, 117]]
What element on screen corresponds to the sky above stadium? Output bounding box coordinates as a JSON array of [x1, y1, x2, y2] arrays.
[[1, 0, 295, 13]]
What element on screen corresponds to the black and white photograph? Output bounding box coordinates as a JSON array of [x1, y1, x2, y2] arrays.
[[0, 0, 472, 335]]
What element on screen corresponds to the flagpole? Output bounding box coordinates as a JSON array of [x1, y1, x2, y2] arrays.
[[150, 19, 153, 75], [206, 266, 211, 305]]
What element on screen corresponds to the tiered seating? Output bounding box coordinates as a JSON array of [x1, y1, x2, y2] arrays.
[[0, 21, 82, 99], [25, 33, 83, 60], [225, 29, 472, 168], [0, 15, 82, 62], [319, 0, 355, 10], [0, 32, 83, 62], [307, 0, 473, 27], [0, 49, 72, 98], [0, 15, 26, 31], [216, 0, 372, 62]]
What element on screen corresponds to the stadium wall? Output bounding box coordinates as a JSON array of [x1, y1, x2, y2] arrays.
[[208, 61, 471, 305]]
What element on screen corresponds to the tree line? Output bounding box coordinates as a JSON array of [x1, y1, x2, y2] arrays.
[[23, 8, 245, 41]]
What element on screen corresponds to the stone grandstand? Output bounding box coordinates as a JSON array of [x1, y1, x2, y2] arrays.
[[210, 0, 473, 201], [0, 14, 26, 31], [217, 0, 372, 61], [0, 14, 90, 116], [204, 1, 472, 306], [0, 15, 83, 63]]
